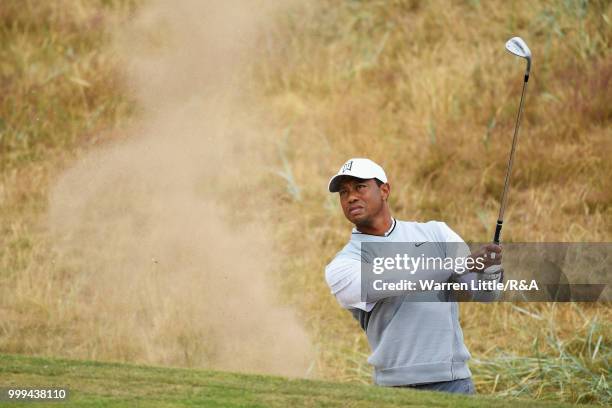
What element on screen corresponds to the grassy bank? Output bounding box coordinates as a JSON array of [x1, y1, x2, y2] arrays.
[[0, 353, 592, 407]]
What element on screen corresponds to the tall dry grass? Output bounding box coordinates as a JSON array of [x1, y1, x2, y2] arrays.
[[0, 0, 610, 405], [0, 0, 137, 356], [255, 0, 611, 404]]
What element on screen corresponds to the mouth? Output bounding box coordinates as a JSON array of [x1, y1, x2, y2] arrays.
[[348, 206, 364, 216]]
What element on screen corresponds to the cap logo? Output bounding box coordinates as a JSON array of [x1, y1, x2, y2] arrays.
[[341, 160, 353, 173]]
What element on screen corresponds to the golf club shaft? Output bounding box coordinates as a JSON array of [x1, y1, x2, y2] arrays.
[[494, 76, 529, 245]]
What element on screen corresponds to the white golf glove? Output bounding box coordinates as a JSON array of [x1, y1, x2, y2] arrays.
[[481, 264, 503, 281]]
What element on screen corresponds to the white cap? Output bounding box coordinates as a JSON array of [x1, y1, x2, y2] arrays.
[[328, 158, 388, 192]]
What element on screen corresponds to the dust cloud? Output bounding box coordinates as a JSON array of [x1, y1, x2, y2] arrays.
[[47, 0, 313, 377]]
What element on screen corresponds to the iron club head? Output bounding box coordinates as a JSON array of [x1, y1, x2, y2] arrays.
[[505, 36, 531, 77]]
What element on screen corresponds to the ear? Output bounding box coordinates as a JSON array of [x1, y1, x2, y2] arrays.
[[380, 183, 390, 201]]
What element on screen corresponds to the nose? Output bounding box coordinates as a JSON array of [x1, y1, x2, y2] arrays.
[[347, 190, 359, 203]]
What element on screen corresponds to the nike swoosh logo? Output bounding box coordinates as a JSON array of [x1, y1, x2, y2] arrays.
[[415, 241, 428, 247]]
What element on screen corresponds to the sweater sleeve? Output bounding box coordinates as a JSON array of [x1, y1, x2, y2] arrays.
[[325, 257, 376, 312], [437, 222, 503, 302]]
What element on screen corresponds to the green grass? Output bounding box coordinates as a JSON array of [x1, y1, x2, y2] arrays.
[[0, 353, 592, 407]]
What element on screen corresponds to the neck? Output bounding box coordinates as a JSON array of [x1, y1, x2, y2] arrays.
[[355, 209, 393, 236]]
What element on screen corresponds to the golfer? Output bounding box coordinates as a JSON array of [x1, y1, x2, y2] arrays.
[[325, 158, 503, 395]]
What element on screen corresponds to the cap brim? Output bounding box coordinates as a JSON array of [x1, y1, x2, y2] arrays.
[[328, 175, 369, 193], [328, 175, 343, 192]]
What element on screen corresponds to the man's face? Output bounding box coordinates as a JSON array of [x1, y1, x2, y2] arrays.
[[337, 177, 389, 226]]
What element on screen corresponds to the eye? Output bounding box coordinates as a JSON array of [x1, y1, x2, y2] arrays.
[[357, 184, 367, 190]]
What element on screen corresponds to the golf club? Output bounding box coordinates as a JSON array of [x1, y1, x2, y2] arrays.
[[484, 36, 531, 276]]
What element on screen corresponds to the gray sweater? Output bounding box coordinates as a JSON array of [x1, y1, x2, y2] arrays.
[[325, 219, 501, 386]]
